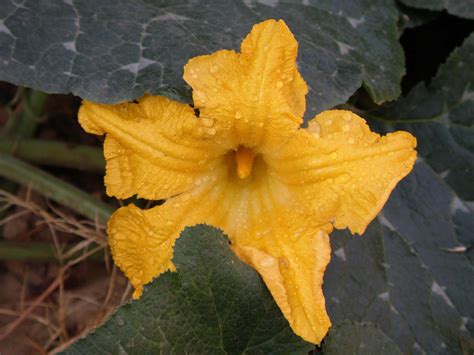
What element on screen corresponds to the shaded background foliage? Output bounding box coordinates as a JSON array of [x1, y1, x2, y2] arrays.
[[0, 0, 473, 354]]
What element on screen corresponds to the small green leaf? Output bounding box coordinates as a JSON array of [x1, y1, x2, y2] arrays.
[[63, 225, 312, 354], [0, 0, 404, 116], [323, 321, 401, 355], [399, 0, 474, 19]]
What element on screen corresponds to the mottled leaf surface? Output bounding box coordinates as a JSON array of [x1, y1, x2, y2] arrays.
[[399, 0, 474, 19], [323, 33, 474, 354], [324, 321, 401, 355], [0, 0, 403, 116], [63, 225, 312, 354], [375, 33, 474, 202]]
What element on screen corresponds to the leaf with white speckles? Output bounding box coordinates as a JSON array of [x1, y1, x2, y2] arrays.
[[375, 33, 474, 202], [324, 322, 401, 354], [0, 0, 404, 117], [62, 226, 313, 354], [323, 33, 474, 354], [399, 0, 474, 19]]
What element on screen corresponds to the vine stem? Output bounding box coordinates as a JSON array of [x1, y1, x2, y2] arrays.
[[0, 241, 104, 262], [0, 139, 104, 172], [0, 153, 113, 224]]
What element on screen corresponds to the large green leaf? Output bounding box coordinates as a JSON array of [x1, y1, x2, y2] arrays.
[[375, 33, 474, 202], [0, 0, 404, 116], [399, 0, 474, 19], [63, 225, 313, 354], [323, 33, 474, 354], [323, 321, 401, 354]]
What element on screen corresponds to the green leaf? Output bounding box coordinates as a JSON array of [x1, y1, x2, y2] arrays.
[[0, 0, 404, 116], [324, 33, 474, 354], [397, 3, 440, 32], [399, 0, 474, 19], [63, 225, 313, 354], [374, 33, 474, 202], [323, 321, 401, 354]]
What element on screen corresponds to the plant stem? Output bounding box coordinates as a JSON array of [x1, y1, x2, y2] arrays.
[[0, 139, 104, 172], [0, 90, 50, 218], [3, 90, 49, 138], [0, 241, 104, 262], [0, 153, 113, 224]]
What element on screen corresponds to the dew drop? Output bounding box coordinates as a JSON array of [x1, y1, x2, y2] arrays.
[[347, 137, 355, 144], [260, 256, 275, 267], [343, 113, 352, 122], [192, 73, 198, 79], [276, 81, 284, 88], [257, 122, 264, 127], [337, 173, 350, 183], [194, 90, 207, 104], [325, 119, 333, 126], [330, 152, 338, 159], [202, 117, 214, 127], [342, 124, 350, 132], [308, 121, 321, 138], [209, 65, 218, 73], [207, 127, 216, 135], [235, 111, 243, 119]]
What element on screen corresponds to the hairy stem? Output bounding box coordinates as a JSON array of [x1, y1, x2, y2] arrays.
[[0, 153, 113, 224], [0, 139, 104, 172], [0, 241, 104, 262]]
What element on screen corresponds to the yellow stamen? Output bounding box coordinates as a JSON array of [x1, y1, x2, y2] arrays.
[[235, 146, 255, 179]]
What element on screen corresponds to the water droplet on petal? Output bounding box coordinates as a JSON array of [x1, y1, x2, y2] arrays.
[[194, 90, 207, 104], [330, 152, 338, 159], [276, 81, 284, 88], [210, 65, 218, 73], [342, 124, 350, 132], [337, 173, 350, 184], [260, 256, 275, 267], [308, 121, 321, 138], [202, 117, 214, 127], [343, 113, 352, 122], [207, 127, 216, 135], [192, 73, 198, 79], [235, 111, 242, 119]]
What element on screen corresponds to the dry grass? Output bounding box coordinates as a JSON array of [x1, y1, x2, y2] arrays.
[[0, 189, 130, 354]]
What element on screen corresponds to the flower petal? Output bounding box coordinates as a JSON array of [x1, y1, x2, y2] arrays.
[[201, 164, 333, 344], [183, 19, 307, 150], [269, 110, 417, 234], [79, 95, 222, 200], [109, 165, 229, 299], [231, 211, 333, 344]]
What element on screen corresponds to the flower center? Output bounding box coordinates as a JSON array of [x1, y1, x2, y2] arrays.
[[234, 146, 255, 179]]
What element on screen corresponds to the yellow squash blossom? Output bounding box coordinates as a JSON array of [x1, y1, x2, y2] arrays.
[[78, 20, 416, 344]]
